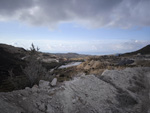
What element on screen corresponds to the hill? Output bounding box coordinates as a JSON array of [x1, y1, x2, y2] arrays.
[[122, 44, 150, 56], [52, 52, 88, 59], [0, 44, 27, 91], [0, 43, 88, 91]]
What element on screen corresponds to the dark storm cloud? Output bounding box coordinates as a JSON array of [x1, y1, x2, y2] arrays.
[[0, 0, 150, 28], [0, 0, 33, 15]]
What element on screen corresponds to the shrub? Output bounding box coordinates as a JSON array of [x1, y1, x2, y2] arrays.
[[23, 43, 47, 87]]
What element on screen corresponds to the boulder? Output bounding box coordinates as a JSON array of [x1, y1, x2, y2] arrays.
[[32, 85, 38, 92], [25, 87, 30, 90], [39, 80, 50, 89], [51, 78, 57, 86]]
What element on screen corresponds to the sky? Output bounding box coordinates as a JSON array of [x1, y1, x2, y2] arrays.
[[0, 0, 150, 55]]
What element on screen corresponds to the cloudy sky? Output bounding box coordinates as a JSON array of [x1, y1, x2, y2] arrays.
[[0, 0, 150, 55]]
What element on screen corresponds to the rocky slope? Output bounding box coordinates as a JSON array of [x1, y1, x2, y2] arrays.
[[76, 51, 150, 75], [122, 44, 150, 56], [0, 67, 150, 113], [0, 43, 81, 91], [0, 44, 27, 91]]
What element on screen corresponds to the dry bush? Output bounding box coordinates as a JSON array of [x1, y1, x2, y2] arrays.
[[7, 69, 18, 89], [7, 69, 28, 90], [23, 44, 48, 87], [23, 57, 47, 87]]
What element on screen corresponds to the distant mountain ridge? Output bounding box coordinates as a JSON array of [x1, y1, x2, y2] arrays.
[[52, 52, 88, 59]]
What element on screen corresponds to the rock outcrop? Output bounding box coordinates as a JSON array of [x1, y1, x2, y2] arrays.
[[0, 67, 150, 113]]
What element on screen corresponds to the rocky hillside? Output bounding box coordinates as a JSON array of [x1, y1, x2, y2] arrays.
[[0, 43, 26, 53], [0, 43, 150, 112], [75, 45, 150, 75], [42, 45, 150, 83], [0, 43, 88, 92], [122, 44, 150, 56], [0, 67, 150, 113], [0, 44, 27, 91], [0, 43, 57, 91]]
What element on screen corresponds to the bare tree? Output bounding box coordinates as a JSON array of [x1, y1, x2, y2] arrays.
[[30, 43, 40, 55]]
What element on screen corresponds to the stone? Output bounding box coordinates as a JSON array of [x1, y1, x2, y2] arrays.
[[39, 103, 46, 111], [51, 78, 57, 86], [22, 97, 27, 100], [32, 85, 38, 92], [72, 99, 76, 104], [25, 87, 30, 90], [39, 80, 50, 89], [46, 105, 55, 113], [49, 69, 54, 73]]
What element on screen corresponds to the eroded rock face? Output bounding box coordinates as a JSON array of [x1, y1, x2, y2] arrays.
[[0, 67, 150, 113]]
